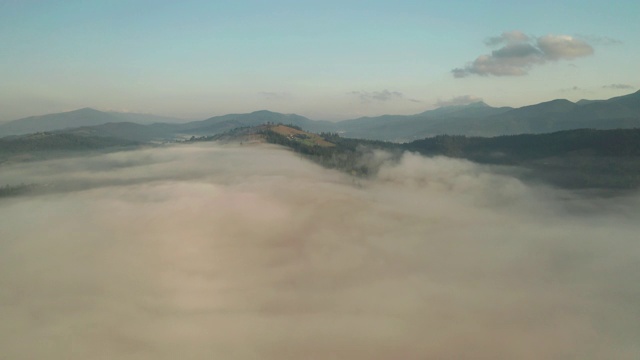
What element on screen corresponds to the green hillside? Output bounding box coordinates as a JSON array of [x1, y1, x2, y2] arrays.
[[0, 132, 139, 164], [221, 125, 640, 190]]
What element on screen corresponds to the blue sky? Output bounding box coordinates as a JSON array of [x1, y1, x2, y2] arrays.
[[1, 0, 638, 121]]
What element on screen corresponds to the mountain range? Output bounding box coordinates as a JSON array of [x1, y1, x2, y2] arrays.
[[1, 90, 639, 142], [0, 108, 185, 137]]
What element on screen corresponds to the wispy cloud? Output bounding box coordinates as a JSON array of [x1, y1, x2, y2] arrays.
[[484, 30, 530, 46], [349, 89, 404, 103], [559, 86, 582, 92], [435, 95, 483, 107], [602, 84, 634, 90], [453, 31, 594, 78], [558, 86, 594, 95]]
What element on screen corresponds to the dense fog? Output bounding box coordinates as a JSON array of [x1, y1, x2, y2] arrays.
[[1, 143, 639, 359]]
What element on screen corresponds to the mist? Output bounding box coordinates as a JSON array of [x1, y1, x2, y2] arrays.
[[1, 143, 639, 359]]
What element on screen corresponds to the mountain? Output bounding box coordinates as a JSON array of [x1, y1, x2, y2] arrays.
[[470, 90, 640, 136], [403, 128, 640, 189], [0, 131, 140, 165], [607, 89, 640, 108], [3, 90, 640, 142], [174, 110, 336, 135], [61, 122, 176, 142], [37, 110, 338, 143], [0, 108, 117, 136], [335, 90, 640, 140], [416, 101, 506, 117], [106, 112, 186, 125], [334, 101, 513, 141], [0, 108, 184, 137]]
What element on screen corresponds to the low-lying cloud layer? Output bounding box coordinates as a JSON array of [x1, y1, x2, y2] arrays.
[[1, 144, 639, 359], [453, 31, 594, 77]]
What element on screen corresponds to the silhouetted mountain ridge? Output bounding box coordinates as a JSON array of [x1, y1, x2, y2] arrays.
[[178, 110, 335, 134], [2, 90, 639, 141], [0, 108, 184, 136]]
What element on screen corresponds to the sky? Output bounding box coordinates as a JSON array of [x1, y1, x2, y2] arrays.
[[0, 0, 638, 121]]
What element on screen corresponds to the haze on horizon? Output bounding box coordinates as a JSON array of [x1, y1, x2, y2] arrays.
[[1, 0, 638, 122]]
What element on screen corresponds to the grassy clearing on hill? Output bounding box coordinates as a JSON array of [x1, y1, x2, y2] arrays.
[[270, 125, 335, 147]]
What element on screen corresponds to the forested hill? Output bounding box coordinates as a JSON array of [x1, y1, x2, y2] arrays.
[[191, 124, 399, 177], [223, 125, 640, 190], [404, 128, 640, 163], [0, 132, 138, 152], [403, 129, 640, 189], [0, 132, 139, 164]]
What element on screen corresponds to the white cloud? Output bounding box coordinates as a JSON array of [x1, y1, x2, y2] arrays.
[[537, 35, 594, 60], [1, 144, 639, 359], [484, 30, 530, 46], [453, 31, 594, 78]]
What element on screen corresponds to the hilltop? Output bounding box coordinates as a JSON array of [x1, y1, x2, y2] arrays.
[[196, 124, 640, 190], [205, 124, 335, 147], [3, 122, 640, 193]]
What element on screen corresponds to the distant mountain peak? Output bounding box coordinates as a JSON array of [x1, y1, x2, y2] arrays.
[[415, 100, 496, 117], [66, 107, 101, 114], [576, 99, 600, 106], [435, 101, 490, 110], [250, 109, 277, 115], [248, 109, 302, 118], [545, 98, 573, 104], [516, 98, 575, 112], [0, 108, 184, 137], [464, 101, 489, 108]]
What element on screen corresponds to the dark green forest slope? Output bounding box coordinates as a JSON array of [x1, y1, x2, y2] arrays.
[[229, 125, 640, 190], [0, 132, 139, 164]]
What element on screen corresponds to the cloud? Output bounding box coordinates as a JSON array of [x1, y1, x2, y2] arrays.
[[537, 35, 594, 60], [435, 95, 483, 107], [558, 86, 595, 95], [484, 30, 530, 46], [559, 86, 582, 92], [349, 89, 404, 102], [453, 31, 594, 78], [1, 144, 640, 359], [602, 84, 635, 90]]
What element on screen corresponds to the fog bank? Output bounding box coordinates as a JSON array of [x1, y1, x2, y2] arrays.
[[1, 143, 639, 359]]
